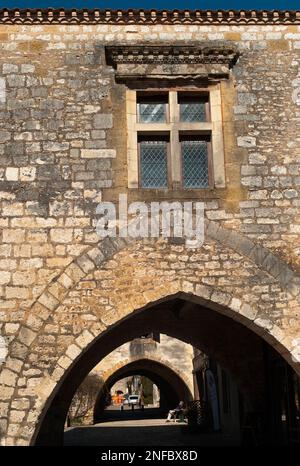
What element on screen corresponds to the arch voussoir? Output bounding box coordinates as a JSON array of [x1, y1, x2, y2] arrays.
[[205, 220, 300, 299]]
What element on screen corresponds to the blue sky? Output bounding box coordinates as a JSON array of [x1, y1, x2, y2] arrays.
[[1, 1, 300, 10]]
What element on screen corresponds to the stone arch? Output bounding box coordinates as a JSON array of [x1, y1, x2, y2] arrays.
[[27, 284, 299, 446], [11, 290, 300, 445], [1, 221, 300, 445], [99, 354, 194, 396], [93, 357, 193, 423]]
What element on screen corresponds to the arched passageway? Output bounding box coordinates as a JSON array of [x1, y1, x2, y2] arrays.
[[32, 294, 300, 446], [93, 358, 193, 423]]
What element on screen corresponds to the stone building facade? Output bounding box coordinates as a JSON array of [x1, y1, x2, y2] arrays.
[[0, 9, 299, 445]]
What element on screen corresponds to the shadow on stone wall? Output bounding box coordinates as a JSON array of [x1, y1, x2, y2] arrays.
[[68, 373, 104, 426]]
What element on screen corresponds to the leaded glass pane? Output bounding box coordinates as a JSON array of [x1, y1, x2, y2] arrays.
[[139, 103, 166, 123], [182, 140, 209, 188], [140, 141, 168, 188], [180, 102, 206, 122]]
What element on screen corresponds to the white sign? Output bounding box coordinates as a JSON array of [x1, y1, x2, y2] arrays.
[[205, 368, 221, 431], [0, 78, 6, 104], [0, 335, 7, 364]]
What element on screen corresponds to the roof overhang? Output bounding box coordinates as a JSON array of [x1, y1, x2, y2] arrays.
[[0, 9, 299, 25]]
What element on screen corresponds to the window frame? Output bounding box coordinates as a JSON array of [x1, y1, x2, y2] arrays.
[[126, 84, 225, 190]]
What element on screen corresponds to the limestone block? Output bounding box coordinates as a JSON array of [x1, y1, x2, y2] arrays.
[[0, 369, 18, 387], [0, 272, 11, 285], [6, 287, 30, 299], [18, 327, 37, 346], [2, 230, 25, 244], [5, 168, 18, 181], [66, 344, 81, 360], [50, 229, 73, 244], [9, 410, 26, 423], [81, 149, 116, 158], [93, 113, 113, 129], [237, 136, 256, 147], [75, 330, 94, 349], [19, 167, 36, 181]]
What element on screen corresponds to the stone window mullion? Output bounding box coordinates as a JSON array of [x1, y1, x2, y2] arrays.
[[209, 83, 225, 188], [126, 89, 139, 189], [169, 91, 181, 189]]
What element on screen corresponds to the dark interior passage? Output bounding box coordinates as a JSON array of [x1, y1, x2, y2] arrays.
[[32, 294, 300, 446], [93, 358, 192, 423]]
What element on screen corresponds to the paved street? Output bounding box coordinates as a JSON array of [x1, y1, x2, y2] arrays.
[[64, 417, 238, 446]]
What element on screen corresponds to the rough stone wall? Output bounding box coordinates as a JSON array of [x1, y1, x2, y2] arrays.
[[0, 22, 299, 445], [0, 25, 299, 319]]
